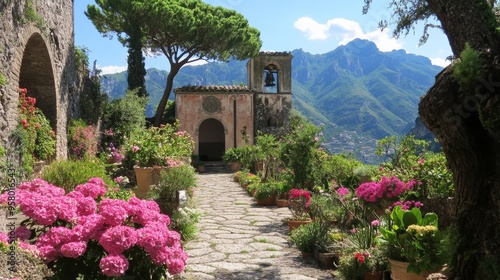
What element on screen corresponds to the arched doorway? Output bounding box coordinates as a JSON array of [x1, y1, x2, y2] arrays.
[[198, 118, 225, 161], [18, 33, 57, 131]]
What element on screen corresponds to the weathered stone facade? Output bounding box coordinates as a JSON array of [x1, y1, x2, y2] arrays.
[[176, 52, 293, 160], [0, 1, 76, 159]]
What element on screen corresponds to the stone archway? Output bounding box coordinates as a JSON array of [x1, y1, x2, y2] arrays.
[[198, 118, 226, 161], [18, 32, 57, 129]]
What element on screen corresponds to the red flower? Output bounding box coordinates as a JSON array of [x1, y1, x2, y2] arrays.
[[354, 252, 365, 264]]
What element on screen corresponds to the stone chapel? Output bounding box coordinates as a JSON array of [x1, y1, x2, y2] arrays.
[[175, 52, 293, 161]]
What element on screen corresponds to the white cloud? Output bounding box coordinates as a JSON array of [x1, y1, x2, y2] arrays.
[[185, 59, 209, 67], [99, 65, 127, 75], [430, 57, 450, 68], [294, 17, 403, 52]]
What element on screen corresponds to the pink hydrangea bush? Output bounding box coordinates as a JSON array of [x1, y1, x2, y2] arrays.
[[355, 176, 416, 205], [0, 178, 188, 278]]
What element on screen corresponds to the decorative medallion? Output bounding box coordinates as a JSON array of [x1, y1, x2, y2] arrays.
[[202, 96, 221, 114]]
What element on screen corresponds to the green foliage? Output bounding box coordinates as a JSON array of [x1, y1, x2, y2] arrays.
[[280, 116, 322, 189], [87, 0, 262, 124], [101, 89, 147, 148], [122, 122, 194, 168], [376, 135, 454, 199], [33, 112, 56, 161], [222, 147, 244, 162], [378, 205, 444, 274], [171, 207, 200, 242], [74, 46, 89, 73], [0, 72, 7, 86], [309, 194, 343, 224], [315, 153, 363, 190], [146, 164, 196, 202], [290, 221, 321, 252], [80, 60, 108, 125], [21, 0, 46, 30], [253, 181, 281, 200], [41, 159, 114, 193], [127, 22, 147, 97], [453, 42, 485, 92]]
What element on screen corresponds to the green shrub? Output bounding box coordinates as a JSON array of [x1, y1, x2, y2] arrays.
[[41, 159, 114, 193], [101, 89, 147, 148], [222, 147, 244, 162], [290, 221, 321, 253], [146, 163, 196, 202], [170, 207, 200, 242]]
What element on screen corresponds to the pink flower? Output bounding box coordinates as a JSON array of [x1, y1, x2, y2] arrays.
[[314, 137, 319, 141], [76, 196, 97, 216], [99, 226, 137, 255], [132, 145, 140, 153], [350, 228, 356, 234], [74, 214, 105, 240], [99, 254, 129, 277], [38, 245, 59, 262], [98, 198, 130, 226], [60, 241, 87, 258], [75, 181, 107, 199], [336, 187, 350, 197], [14, 226, 32, 241], [371, 220, 380, 227]]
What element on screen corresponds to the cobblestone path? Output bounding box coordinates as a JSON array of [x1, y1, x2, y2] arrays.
[[182, 172, 335, 280]]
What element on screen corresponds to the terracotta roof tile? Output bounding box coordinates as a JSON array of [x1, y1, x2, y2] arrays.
[[174, 85, 251, 93]]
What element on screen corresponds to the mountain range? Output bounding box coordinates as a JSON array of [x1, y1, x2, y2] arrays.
[[100, 39, 442, 163]]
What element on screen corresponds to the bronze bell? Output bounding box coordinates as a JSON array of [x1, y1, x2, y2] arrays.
[[264, 71, 275, 87]]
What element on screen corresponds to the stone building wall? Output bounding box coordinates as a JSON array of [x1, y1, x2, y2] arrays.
[[254, 93, 292, 137], [175, 86, 255, 156], [0, 0, 76, 159]]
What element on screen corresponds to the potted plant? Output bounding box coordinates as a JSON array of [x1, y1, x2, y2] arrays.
[[222, 147, 244, 171], [122, 122, 194, 197], [275, 182, 292, 207], [239, 172, 260, 190], [253, 181, 280, 206], [290, 220, 321, 258], [377, 205, 445, 279], [287, 189, 312, 231], [338, 247, 389, 280], [194, 160, 206, 173]]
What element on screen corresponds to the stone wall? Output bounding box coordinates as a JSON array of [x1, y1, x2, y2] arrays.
[[0, 0, 77, 159], [254, 93, 292, 137]]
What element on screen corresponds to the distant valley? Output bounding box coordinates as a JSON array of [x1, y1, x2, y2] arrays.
[[101, 39, 442, 164]]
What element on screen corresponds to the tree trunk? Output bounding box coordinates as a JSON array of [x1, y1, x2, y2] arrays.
[[420, 1, 500, 278], [153, 66, 180, 127]]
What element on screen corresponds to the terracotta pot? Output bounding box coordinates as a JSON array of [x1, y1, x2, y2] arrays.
[[301, 251, 314, 258], [315, 252, 338, 269], [196, 165, 206, 173], [255, 195, 276, 206], [230, 161, 241, 171], [134, 166, 167, 198], [389, 259, 432, 280], [364, 271, 383, 280], [287, 219, 312, 232], [276, 199, 289, 207]]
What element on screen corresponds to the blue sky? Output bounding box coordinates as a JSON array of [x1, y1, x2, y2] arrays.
[[75, 0, 452, 75]]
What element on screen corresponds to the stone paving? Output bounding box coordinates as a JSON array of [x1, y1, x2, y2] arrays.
[[182, 172, 336, 280]]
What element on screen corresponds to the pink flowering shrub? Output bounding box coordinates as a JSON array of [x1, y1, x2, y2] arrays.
[[288, 189, 311, 220], [355, 176, 416, 205], [0, 178, 187, 279]]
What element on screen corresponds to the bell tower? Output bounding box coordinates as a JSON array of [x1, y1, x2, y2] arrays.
[[247, 51, 293, 94], [247, 51, 293, 137]]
